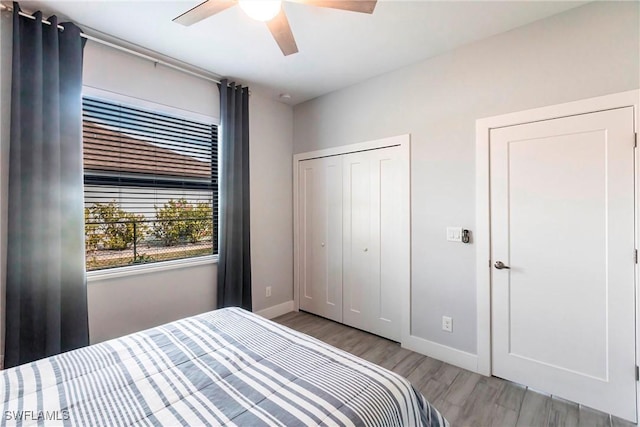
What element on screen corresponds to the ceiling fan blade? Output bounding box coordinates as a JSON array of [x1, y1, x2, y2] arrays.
[[173, 0, 235, 26], [292, 0, 377, 14], [266, 8, 299, 56]]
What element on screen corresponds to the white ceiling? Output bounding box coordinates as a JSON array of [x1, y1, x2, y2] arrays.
[[21, 0, 588, 105]]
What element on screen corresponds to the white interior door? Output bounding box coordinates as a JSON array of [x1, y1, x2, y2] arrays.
[[298, 156, 343, 322], [343, 146, 404, 341], [490, 107, 636, 421]]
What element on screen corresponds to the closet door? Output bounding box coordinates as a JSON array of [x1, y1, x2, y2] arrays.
[[298, 157, 343, 322], [342, 151, 371, 332], [343, 147, 404, 341]]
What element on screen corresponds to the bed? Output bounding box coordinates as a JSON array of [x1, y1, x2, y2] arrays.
[[1, 307, 448, 426]]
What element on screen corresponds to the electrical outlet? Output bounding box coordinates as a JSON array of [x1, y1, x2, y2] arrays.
[[442, 316, 453, 332], [266, 286, 272, 297]]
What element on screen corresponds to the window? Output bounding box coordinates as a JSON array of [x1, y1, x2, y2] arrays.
[[83, 96, 218, 271]]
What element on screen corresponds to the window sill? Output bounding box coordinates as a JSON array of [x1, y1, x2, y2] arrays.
[[86, 255, 218, 283]]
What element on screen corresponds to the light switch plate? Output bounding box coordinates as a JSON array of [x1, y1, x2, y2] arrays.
[[446, 227, 463, 242]]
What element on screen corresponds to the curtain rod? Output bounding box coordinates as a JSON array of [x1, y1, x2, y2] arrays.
[[0, 3, 222, 85]]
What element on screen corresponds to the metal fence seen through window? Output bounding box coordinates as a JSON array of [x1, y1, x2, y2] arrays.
[[85, 212, 214, 271]]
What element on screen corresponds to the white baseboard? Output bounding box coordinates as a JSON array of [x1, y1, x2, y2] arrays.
[[402, 334, 479, 373], [254, 300, 295, 320]]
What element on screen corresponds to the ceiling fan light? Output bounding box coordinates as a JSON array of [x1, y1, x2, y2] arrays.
[[239, 0, 282, 22]]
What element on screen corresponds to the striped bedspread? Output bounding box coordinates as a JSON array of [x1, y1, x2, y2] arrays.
[[1, 307, 448, 426]]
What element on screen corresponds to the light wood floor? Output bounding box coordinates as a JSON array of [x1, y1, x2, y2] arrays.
[[274, 311, 635, 427]]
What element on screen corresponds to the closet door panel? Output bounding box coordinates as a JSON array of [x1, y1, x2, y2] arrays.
[[371, 147, 403, 341], [299, 159, 321, 313], [342, 152, 372, 331], [324, 158, 343, 322], [298, 157, 342, 322], [343, 147, 403, 341]]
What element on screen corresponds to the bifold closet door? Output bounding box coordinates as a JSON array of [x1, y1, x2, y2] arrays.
[[343, 147, 403, 341], [298, 156, 343, 322]]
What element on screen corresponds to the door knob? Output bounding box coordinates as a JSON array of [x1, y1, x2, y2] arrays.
[[494, 261, 510, 270]]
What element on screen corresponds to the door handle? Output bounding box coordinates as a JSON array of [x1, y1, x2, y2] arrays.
[[494, 261, 510, 270]]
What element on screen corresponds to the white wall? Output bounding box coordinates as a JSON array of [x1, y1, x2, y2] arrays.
[[88, 262, 217, 343], [249, 90, 294, 313], [83, 40, 220, 121], [293, 1, 640, 354]]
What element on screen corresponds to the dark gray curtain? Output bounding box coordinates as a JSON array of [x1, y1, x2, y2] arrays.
[[217, 79, 251, 310], [5, 4, 88, 368]]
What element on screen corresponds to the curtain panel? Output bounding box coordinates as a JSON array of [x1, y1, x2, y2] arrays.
[[5, 3, 88, 368], [216, 80, 251, 311]]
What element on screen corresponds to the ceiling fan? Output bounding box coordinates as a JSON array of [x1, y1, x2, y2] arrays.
[[173, 0, 378, 56]]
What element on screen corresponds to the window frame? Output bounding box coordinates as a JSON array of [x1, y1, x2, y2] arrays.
[[82, 87, 220, 280]]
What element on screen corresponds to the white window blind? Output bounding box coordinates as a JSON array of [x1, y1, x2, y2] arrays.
[[82, 96, 218, 271]]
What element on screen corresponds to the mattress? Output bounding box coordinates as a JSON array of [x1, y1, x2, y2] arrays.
[[1, 307, 448, 426]]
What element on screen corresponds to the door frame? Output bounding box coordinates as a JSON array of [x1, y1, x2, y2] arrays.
[[292, 134, 411, 343], [475, 90, 640, 416]]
